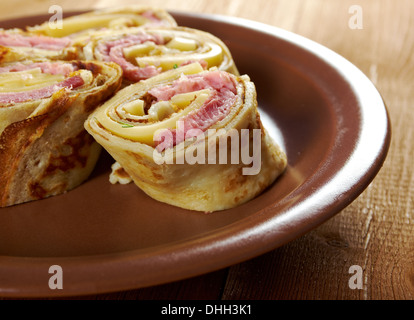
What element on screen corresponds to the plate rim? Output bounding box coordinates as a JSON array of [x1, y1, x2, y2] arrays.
[[0, 10, 391, 298]]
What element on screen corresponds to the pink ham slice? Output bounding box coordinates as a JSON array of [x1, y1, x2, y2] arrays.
[[97, 32, 210, 82], [0, 32, 71, 51], [150, 70, 238, 149], [97, 33, 164, 82], [149, 71, 237, 101], [0, 62, 83, 104], [0, 75, 84, 104], [0, 62, 74, 76]]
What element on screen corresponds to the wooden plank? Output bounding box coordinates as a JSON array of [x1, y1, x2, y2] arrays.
[[220, 0, 414, 300]]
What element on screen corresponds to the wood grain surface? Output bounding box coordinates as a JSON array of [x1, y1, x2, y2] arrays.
[[0, 0, 412, 300]]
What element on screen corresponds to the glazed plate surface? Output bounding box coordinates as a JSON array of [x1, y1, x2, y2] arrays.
[[0, 11, 390, 297]]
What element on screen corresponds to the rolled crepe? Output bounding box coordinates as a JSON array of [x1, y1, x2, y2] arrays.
[[85, 63, 287, 212], [0, 28, 74, 62], [81, 26, 239, 84], [27, 6, 177, 41], [0, 60, 122, 207]]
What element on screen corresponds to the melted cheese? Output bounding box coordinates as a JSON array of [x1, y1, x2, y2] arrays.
[[95, 89, 210, 145], [0, 68, 65, 92]]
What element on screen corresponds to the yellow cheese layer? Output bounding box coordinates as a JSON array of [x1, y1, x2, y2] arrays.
[[0, 68, 65, 92], [135, 42, 223, 71], [95, 90, 210, 145]]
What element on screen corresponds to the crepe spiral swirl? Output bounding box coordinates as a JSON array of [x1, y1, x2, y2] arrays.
[[81, 26, 239, 83], [85, 63, 287, 212]]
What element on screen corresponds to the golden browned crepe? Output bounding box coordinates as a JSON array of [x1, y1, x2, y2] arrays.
[[85, 63, 287, 212], [0, 60, 122, 207], [80, 26, 239, 84]]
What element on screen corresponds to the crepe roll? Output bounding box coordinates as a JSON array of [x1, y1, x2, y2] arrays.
[[85, 63, 287, 212], [81, 26, 239, 84], [0, 29, 74, 62], [0, 60, 122, 207], [27, 6, 177, 41]]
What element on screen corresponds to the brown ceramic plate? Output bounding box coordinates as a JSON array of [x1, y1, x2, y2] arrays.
[[0, 11, 390, 298]]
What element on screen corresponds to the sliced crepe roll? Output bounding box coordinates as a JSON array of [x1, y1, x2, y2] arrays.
[[85, 63, 287, 212], [81, 26, 239, 83], [0, 60, 122, 207], [0, 29, 74, 62], [27, 6, 177, 41]]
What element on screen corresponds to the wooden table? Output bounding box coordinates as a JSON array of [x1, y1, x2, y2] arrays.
[[0, 0, 412, 300]]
